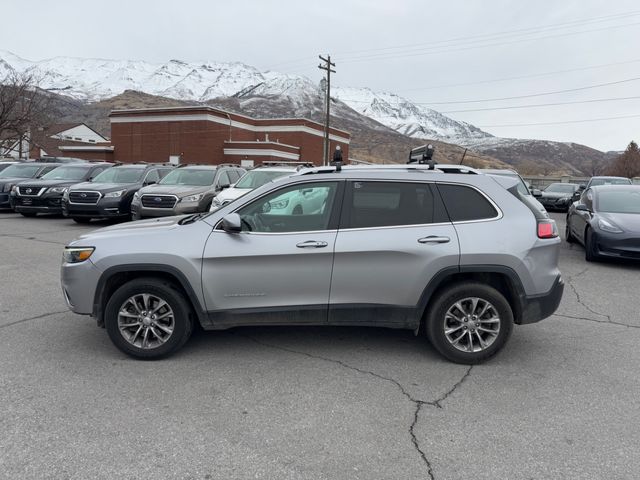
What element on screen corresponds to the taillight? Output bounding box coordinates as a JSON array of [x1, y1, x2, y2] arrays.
[[537, 220, 558, 239]]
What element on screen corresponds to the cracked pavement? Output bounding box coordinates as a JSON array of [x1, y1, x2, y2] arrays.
[[1, 212, 639, 479]]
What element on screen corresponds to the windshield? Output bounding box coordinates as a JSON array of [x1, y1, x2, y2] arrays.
[[92, 167, 145, 184], [41, 166, 89, 181], [597, 190, 640, 214], [545, 183, 576, 193], [235, 170, 292, 189], [590, 178, 631, 186], [159, 169, 215, 186], [0, 164, 41, 179]]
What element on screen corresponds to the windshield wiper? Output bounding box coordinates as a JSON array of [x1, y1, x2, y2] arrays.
[[178, 212, 207, 225]]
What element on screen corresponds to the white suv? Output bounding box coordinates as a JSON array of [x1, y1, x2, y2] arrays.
[[210, 166, 296, 211]]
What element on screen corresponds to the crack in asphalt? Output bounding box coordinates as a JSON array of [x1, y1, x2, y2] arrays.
[[0, 310, 68, 330], [239, 333, 473, 479], [564, 268, 612, 323], [555, 313, 640, 330], [0, 232, 67, 246]]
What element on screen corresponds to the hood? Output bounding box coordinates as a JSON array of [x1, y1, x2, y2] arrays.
[[138, 184, 212, 197], [73, 215, 189, 243], [541, 191, 573, 199], [598, 212, 640, 234], [17, 179, 85, 188], [0, 176, 34, 186], [216, 187, 252, 202], [70, 181, 136, 193]]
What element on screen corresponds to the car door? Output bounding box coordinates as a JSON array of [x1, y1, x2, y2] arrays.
[[572, 188, 594, 243], [328, 180, 459, 327], [201, 180, 344, 327]]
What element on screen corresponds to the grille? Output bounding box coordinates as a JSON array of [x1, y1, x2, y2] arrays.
[[18, 186, 45, 196], [141, 194, 177, 208], [69, 191, 101, 204]]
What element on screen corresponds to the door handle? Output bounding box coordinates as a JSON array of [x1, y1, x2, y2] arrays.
[[418, 236, 450, 244], [296, 240, 328, 248]]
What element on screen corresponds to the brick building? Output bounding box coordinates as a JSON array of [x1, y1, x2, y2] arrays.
[[109, 106, 350, 166]]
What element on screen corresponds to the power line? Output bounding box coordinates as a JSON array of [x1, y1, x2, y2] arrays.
[[478, 113, 640, 128], [440, 95, 640, 114]]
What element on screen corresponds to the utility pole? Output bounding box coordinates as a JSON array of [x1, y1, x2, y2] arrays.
[[318, 55, 335, 166]]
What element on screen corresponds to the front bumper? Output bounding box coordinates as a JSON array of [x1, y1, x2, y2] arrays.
[[0, 192, 11, 210], [519, 275, 564, 324], [539, 198, 572, 211], [62, 197, 130, 219], [132, 200, 203, 218], [593, 231, 640, 260], [60, 259, 103, 315], [12, 193, 64, 214]]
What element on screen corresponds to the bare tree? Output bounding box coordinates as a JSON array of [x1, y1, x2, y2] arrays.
[[0, 71, 53, 158], [606, 141, 640, 178]]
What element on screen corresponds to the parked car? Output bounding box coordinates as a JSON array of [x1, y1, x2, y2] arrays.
[[539, 183, 580, 212], [38, 156, 88, 164], [210, 165, 298, 211], [62, 163, 174, 223], [61, 164, 563, 364], [0, 162, 61, 210], [11, 163, 113, 217], [481, 168, 547, 218], [131, 164, 245, 219], [571, 176, 632, 202], [566, 185, 640, 261]]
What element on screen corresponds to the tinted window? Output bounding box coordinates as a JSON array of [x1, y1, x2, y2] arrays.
[[217, 171, 230, 187], [41, 166, 89, 181], [437, 184, 498, 222], [596, 190, 640, 214], [93, 167, 145, 184], [0, 164, 41, 178], [144, 170, 160, 184], [345, 181, 435, 228], [158, 168, 173, 179], [160, 169, 216, 186], [236, 182, 338, 233]]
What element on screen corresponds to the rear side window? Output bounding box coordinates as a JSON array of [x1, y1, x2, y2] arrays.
[[437, 184, 498, 222], [344, 181, 436, 228]]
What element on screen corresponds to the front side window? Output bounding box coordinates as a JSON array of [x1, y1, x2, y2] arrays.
[[41, 166, 90, 181], [236, 182, 338, 233], [437, 184, 499, 222], [344, 181, 436, 228]]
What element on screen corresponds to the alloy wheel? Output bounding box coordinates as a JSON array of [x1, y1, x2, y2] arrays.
[[443, 297, 501, 353], [117, 293, 175, 349]]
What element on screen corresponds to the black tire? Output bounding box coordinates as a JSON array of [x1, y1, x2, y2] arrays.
[[20, 212, 37, 218], [426, 282, 514, 364], [565, 217, 576, 244], [104, 277, 194, 359], [584, 228, 599, 262], [131, 211, 141, 221], [72, 217, 92, 224]]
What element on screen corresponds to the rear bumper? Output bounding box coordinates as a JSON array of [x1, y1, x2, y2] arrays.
[[518, 275, 564, 324]]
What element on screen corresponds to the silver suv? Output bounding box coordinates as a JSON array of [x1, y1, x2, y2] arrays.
[[61, 165, 564, 364]]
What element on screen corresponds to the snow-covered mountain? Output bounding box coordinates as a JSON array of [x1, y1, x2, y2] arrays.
[[332, 87, 492, 141], [0, 50, 487, 141]]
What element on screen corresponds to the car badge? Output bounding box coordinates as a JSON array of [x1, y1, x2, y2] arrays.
[[80, 193, 87, 198], [154, 197, 162, 202], [26, 188, 32, 194]]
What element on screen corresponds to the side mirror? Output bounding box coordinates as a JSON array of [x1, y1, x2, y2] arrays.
[[145, 180, 157, 186], [218, 182, 230, 191], [576, 204, 589, 212], [578, 184, 586, 190], [221, 213, 242, 232], [532, 189, 542, 197]]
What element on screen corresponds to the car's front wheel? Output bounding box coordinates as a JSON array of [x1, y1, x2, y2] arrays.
[[565, 217, 576, 243], [72, 217, 91, 224], [104, 278, 194, 359], [426, 282, 513, 364], [584, 228, 600, 262]]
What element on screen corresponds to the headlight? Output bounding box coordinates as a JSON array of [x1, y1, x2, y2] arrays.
[[10, 185, 17, 194], [597, 218, 623, 234], [104, 189, 125, 198], [3, 183, 14, 193], [270, 198, 289, 209], [62, 247, 95, 263], [181, 193, 204, 203], [133, 191, 140, 199], [49, 187, 68, 194], [212, 197, 222, 206]]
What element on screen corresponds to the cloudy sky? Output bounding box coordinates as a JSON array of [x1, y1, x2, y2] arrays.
[[2, 0, 639, 151]]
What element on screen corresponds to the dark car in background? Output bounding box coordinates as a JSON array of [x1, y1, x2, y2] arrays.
[[572, 176, 632, 202], [539, 182, 580, 212], [62, 163, 174, 223], [0, 162, 61, 210], [131, 164, 245, 219], [566, 185, 640, 261], [11, 163, 113, 217]]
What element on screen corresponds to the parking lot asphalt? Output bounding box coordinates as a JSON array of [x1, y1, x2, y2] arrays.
[[1, 212, 639, 480]]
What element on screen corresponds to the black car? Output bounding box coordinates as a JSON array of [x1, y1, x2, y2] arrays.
[[0, 162, 62, 210], [11, 163, 113, 217], [62, 163, 174, 223], [566, 185, 640, 261], [539, 183, 580, 212]]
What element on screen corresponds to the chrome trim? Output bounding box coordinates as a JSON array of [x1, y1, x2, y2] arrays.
[[68, 191, 103, 205], [140, 194, 179, 209], [17, 187, 46, 197]]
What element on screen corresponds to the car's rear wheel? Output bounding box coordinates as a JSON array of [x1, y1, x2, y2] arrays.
[[426, 282, 513, 364], [565, 217, 576, 243], [584, 228, 600, 262], [104, 278, 194, 359], [72, 217, 91, 224]]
